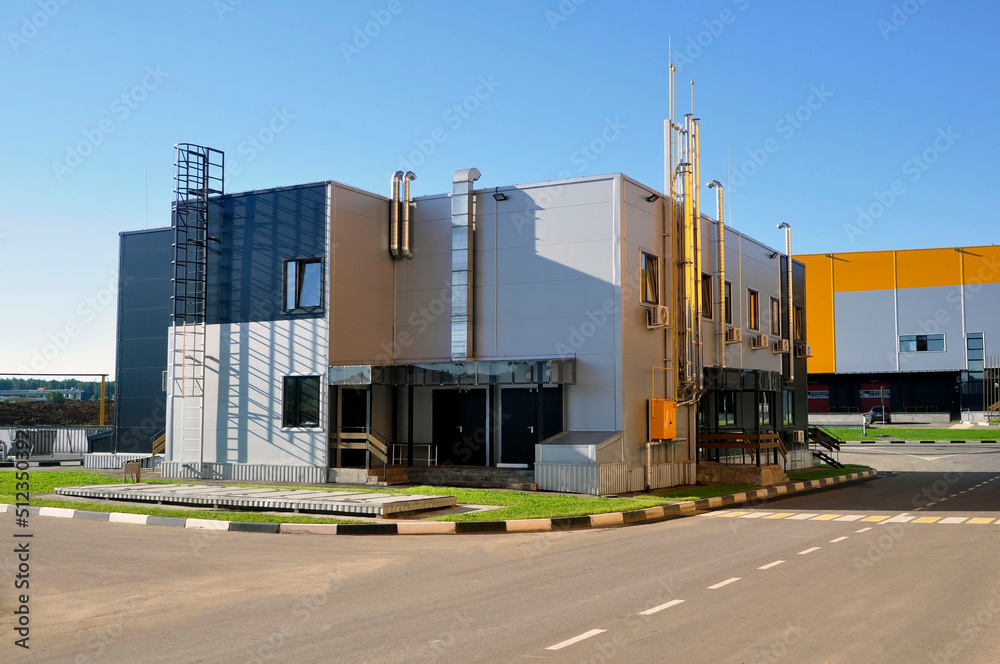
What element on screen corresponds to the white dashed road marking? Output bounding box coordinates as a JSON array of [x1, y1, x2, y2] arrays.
[[547, 629, 606, 651], [639, 599, 685, 616], [708, 577, 741, 590], [798, 547, 821, 555], [758, 560, 785, 570]]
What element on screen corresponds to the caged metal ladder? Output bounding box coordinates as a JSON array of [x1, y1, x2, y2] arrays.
[[170, 144, 224, 467]]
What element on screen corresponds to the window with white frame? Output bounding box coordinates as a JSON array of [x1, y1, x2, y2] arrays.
[[284, 258, 323, 311], [282, 375, 321, 427]]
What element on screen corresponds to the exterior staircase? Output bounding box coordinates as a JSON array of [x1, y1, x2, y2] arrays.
[[808, 426, 845, 469]]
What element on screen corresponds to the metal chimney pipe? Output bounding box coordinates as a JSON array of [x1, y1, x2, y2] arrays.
[[401, 171, 416, 259], [708, 180, 725, 370], [777, 222, 793, 383], [692, 118, 703, 390], [389, 171, 403, 260]]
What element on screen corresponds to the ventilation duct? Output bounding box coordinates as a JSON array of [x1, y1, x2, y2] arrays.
[[389, 170, 416, 260], [401, 171, 416, 259], [451, 167, 481, 361], [389, 171, 403, 260]]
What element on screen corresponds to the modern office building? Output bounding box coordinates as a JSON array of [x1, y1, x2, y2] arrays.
[[110, 131, 811, 493], [799, 246, 1000, 418]]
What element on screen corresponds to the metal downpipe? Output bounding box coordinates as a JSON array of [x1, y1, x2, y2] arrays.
[[708, 180, 725, 370], [389, 171, 403, 260], [401, 171, 416, 259]]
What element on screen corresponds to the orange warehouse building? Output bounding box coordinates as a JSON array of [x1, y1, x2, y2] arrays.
[[798, 245, 1000, 419]]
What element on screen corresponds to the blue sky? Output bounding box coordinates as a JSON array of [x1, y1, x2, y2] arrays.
[[1, 0, 997, 377]]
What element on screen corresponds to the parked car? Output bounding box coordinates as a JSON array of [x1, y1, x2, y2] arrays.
[[864, 406, 891, 424]]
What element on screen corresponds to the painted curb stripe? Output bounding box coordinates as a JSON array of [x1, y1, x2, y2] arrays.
[[145, 516, 188, 528], [337, 523, 400, 535], [228, 522, 281, 534], [551, 516, 593, 531], [108, 513, 148, 524], [453, 521, 507, 534], [73, 510, 111, 521], [38, 507, 75, 518], [8, 469, 879, 536], [186, 518, 230, 530]]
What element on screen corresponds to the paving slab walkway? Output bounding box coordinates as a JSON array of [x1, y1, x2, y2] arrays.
[[53, 483, 455, 517]]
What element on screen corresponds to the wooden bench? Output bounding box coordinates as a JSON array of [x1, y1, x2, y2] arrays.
[[122, 461, 141, 484]]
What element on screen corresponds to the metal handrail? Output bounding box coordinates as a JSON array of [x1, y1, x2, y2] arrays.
[[333, 427, 389, 480]]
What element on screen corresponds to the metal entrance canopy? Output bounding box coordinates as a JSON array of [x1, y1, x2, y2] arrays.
[[329, 358, 576, 387]]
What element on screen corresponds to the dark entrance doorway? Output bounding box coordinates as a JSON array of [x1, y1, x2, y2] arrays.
[[500, 387, 563, 466], [339, 388, 368, 467], [432, 389, 488, 466], [341, 388, 368, 429]]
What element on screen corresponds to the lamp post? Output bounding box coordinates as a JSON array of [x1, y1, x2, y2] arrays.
[[776, 223, 793, 383]]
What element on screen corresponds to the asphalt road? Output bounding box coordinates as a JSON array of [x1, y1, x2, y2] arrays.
[[2, 449, 999, 664]]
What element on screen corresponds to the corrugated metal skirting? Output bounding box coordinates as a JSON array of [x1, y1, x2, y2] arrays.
[[161, 462, 327, 484], [536, 463, 638, 495], [0, 427, 110, 455], [648, 461, 697, 489], [84, 453, 163, 469]]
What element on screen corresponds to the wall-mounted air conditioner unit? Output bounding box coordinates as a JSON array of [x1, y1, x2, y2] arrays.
[[724, 327, 742, 344], [792, 430, 805, 443], [795, 344, 812, 358], [772, 339, 790, 354], [646, 305, 670, 329], [750, 334, 768, 350]]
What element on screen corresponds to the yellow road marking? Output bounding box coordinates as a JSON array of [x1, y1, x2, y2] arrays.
[[861, 515, 892, 522], [763, 513, 796, 519], [966, 517, 994, 525], [715, 511, 749, 518], [809, 514, 843, 521], [912, 516, 942, 524]]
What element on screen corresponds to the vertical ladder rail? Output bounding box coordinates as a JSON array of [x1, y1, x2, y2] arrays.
[[170, 144, 224, 470]]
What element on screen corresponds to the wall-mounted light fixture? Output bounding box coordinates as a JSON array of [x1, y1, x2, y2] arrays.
[[768, 251, 779, 259], [645, 193, 660, 203], [492, 187, 508, 201]]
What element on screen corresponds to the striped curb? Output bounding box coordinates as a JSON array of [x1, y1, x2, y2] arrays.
[[0, 470, 878, 536], [844, 440, 998, 445]]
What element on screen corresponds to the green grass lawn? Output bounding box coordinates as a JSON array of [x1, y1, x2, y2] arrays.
[[787, 464, 870, 481], [0, 471, 362, 523], [0, 471, 766, 523], [646, 484, 759, 501], [819, 427, 1000, 442]]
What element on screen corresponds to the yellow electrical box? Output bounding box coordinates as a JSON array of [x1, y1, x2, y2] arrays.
[[649, 398, 677, 440]]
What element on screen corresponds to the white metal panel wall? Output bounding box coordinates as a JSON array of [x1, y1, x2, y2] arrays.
[[477, 176, 622, 433], [895, 285, 966, 371], [834, 290, 898, 373], [621, 177, 669, 464], [964, 282, 1000, 355], [198, 318, 329, 467]]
